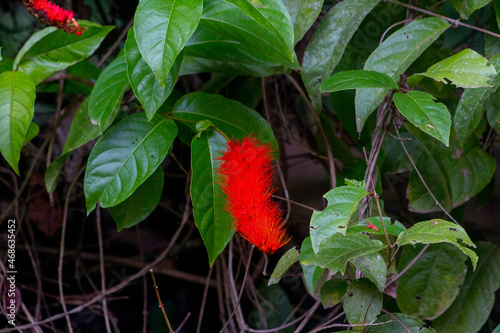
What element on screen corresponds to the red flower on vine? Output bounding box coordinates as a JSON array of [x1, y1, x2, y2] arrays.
[[23, 0, 85, 36], [218, 137, 290, 254]]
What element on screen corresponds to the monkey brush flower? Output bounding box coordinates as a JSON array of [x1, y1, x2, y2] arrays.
[[23, 0, 85, 36], [218, 137, 290, 254]]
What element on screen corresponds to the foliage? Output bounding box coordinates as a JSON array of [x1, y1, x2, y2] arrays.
[[1, 0, 500, 331]]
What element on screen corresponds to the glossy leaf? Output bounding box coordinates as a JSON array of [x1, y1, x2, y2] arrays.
[[110, 166, 164, 231], [393, 90, 451, 146], [134, 0, 203, 88], [433, 242, 500, 333], [407, 130, 496, 213], [302, 233, 386, 275], [171, 92, 278, 153], [452, 0, 491, 19], [302, 0, 380, 111], [320, 279, 347, 308], [190, 128, 233, 266], [269, 247, 299, 285], [125, 28, 181, 120], [348, 217, 406, 237], [224, 0, 295, 63], [396, 219, 477, 269], [355, 18, 449, 132], [15, 21, 113, 84], [320, 70, 398, 93], [88, 54, 130, 132], [84, 113, 178, 213], [309, 184, 369, 252], [283, 0, 323, 44], [350, 252, 387, 291], [454, 54, 500, 147], [412, 49, 496, 88], [396, 243, 467, 319], [370, 313, 433, 333], [343, 278, 382, 325], [0, 71, 36, 175]]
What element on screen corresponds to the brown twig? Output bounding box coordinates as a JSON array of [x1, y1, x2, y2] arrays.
[[96, 205, 112, 332], [150, 268, 174, 333], [196, 265, 214, 333], [385, 244, 430, 288]]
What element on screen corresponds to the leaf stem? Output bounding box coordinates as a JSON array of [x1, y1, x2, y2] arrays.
[[150, 268, 174, 333]]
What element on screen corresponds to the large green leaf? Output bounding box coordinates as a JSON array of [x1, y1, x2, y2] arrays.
[[396, 219, 477, 269], [320, 70, 399, 93], [84, 113, 178, 213], [410, 49, 496, 88], [302, 233, 386, 275], [396, 243, 467, 319], [190, 128, 233, 266], [88, 54, 130, 132], [283, 0, 323, 44], [14, 21, 113, 84], [170, 92, 278, 153], [343, 278, 382, 325], [369, 313, 433, 333], [125, 28, 181, 120], [134, 0, 203, 88], [350, 252, 387, 291], [302, 0, 380, 111], [309, 184, 369, 252], [452, 0, 491, 19], [393, 90, 451, 146], [433, 242, 500, 333], [268, 247, 299, 285], [0, 71, 35, 175], [110, 166, 164, 231], [355, 18, 449, 132], [407, 129, 496, 213], [224, 0, 294, 63], [454, 54, 500, 147]]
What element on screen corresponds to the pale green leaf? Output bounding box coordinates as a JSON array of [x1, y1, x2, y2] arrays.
[[283, 0, 324, 44], [351, 252, 387, 291], [343, 278, 382, 325]]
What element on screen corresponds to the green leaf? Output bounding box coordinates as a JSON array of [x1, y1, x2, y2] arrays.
[[171, 92, 278, 153], [224, 0, 295, 63], [396, 243, 467, 319], [45, 153, 71, 193], [356, 17, 449, 132], [494, 324, 500, 333], [320, 279, 347, 308], [309, 184, 369, 252], [88, 54, 130, 132], [320, 70, 399, 93], [396, 219, 477, 269], [0, 71, 35, 175], [23, 121, 39, 145], [269, 247, 299, 285], [452, 0, 491, 19], [110, 166, 164, 231], [134, 0, 203, 88], [348, 217, 406, 237], [407, 130, 496, 213], [190, 128, 233, 266], [125, 28, 181, 120], [299, 237, 326, 297], [84, 113, 178, 214], [283, 0, 324, 44], [486, 87, 500, 133], [454, 54, 500, 147], [433, 242, 500, 333], [302, 0, 380, 111], [180, 55, 280, 77], [62, 98, 101, 154], [369, 313, 431, 333], [343, 278, 382, 325], [393, 91, 451, 146], [303, 233, 386, 275], [15, 21, 113, 84], [414, 49, 496, 88], [351, 252, 387, 291]]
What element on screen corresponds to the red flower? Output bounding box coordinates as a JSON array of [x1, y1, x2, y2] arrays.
[[366, 222, 379, 232], [23, 0, 85, 36], [218, 137, 290, 254]]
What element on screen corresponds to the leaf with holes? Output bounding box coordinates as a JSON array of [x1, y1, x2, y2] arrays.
[[134, 0, 203, 88], [343, 278, 382, 325], [355, 17, 449, 132], [396, 219, 477, 269], [302, 0, 380, 111], [393, 90, 451, 146], [191, 128, 233, 266], [84, 113, 177, 214], [0, 71, 36, 175]]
